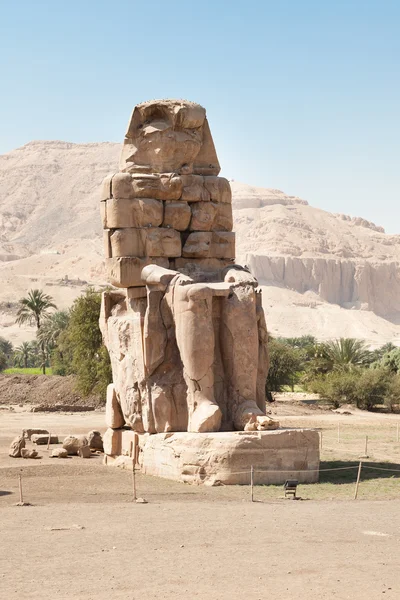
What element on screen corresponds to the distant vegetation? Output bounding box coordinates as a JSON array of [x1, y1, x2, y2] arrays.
[[0, 288, 111, 401], [267, 336, 400, 411], [2, 289, 400, 411]]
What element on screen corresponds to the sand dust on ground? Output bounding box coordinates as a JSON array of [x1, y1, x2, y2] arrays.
[[1, 409, 400, 600]]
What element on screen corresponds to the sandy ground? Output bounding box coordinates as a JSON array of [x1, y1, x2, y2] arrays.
[[1, 409, 400, 599]]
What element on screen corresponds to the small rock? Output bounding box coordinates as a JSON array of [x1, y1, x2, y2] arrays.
[[50, 448, 68, 459], [135, 497, 148, 504], [21, 448, 39, 459], [62, 435, 88, 455], [78, 445, 91, 458], [88, 430, 103, 451], [9, 436, 25, 458]]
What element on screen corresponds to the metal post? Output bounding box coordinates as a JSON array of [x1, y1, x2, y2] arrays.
[[250, 465, 254, 502], [18, 473, 23, 504], [397, 423, 399, 443], [364, 435, 368, 456], [47, 432, 51, 451], [320, 430, 323, 449], [338, 422, 340, 443], [354, 461, 363, 500]]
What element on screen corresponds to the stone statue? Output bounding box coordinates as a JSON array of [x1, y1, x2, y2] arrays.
[[100, 99, 279, 435]]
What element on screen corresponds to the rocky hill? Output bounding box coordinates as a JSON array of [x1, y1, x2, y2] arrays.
[[1, 140, 400, 347]]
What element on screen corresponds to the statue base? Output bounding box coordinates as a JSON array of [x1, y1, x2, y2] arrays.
[[103, 428, 320, 485]]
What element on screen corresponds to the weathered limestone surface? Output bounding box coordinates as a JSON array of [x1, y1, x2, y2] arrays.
[[99, 99, 319, 484], [106, 429, 320, 485], [9, 436, 25, 458]]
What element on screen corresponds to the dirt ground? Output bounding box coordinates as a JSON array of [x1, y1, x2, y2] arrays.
[[0, 373, 102, 408], [1, 407, 400, 599]]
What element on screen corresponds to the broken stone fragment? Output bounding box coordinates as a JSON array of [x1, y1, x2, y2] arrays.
[[22, 428, 49, 440], [88, 430, 103, 451], [78, 445, 92, 458], [50, 448, 68, 458], [31, 434, 59, 445], [62, 435, 89, 455], [9, 436, 25, 458], [21, 448, 39, 459]]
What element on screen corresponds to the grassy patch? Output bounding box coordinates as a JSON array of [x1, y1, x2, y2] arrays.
[[3, 367, 53, 375]]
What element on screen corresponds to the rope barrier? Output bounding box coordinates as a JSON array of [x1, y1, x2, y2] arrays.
[[362, 465, 400, 473]]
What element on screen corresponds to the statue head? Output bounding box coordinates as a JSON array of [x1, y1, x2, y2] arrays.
[[120, 99, 220, 176]]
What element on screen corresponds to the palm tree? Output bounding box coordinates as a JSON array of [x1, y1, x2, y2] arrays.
[[37, 311, 70, 353], [16, 290, 57, 374], [14, 342, 33, 369], [320, 338, 372, 371]]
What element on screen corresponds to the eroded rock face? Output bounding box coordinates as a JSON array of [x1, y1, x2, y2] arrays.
[[62, 435, 89, 455], [100, 99, 277, 435]]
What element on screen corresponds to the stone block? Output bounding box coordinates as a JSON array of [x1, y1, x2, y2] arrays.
[[112, 173, 182, 201], [181, 175, 210, 202], [163, 201, 191, 231], [106, 257, 169, 288], [172, 257, 234, 278], [103, 230, 112, 258], [103, 428, 122, 456], [214, 203, 233, 231], [211, 232, 235, 259], [100, 174, 114, 201], [22, 428, 49, 440], [204, 176, 232, 203], [182, 232, 235, 259], [189, 202, 233, 232], [108, 228, 144, 257], [106, 228, 181, 259], [106, 383, 125, 429], [100, 201, 106, 227], [78, 445, 92, 458], [32, 434, 59, 445], [189, 202, 217, 231], [103, 198, 163, 229], [182, 232, 212, 258], [145, 228, 181, 257], [138, 429, 320, 485]]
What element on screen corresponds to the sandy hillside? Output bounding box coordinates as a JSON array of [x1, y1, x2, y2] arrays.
[[1, 140, 400, 346]]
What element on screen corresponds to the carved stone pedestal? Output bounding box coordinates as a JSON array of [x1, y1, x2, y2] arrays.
[[103, 428, 320, 486]]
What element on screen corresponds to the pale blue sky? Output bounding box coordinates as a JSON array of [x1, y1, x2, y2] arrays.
[[1, 0, 399, 232]]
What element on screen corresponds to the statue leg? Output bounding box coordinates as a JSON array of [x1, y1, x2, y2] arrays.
[[174, 284, 222, 432], [221, 285, 279, 431]]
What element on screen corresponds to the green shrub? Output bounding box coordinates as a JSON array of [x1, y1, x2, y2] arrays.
[[266, 339, 304, 394]]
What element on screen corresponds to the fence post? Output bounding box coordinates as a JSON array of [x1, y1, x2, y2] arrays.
[[130, 441, 137, 501], [397, 423, 399, 443], [364, 435, 368, 457], [338, 422, 340, 443], [18, 473, 23, 504], [320, 430, 323, 450], [47, 432, 51, 452], [354, 461, 363, 500], [250, 465, 254, 502]]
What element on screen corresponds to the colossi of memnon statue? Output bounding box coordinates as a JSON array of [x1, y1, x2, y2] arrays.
[[100, 99, 319, 485]]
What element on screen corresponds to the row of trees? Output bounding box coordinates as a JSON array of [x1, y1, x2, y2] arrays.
[[2, 289, 400, 412], [0, 288, 111, 397], [267, 336, 400, 411]]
